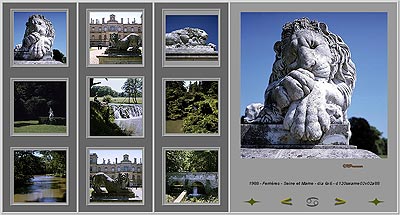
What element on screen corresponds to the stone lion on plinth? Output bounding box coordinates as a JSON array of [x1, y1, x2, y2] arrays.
[[166, 27, 210, 46], [108, 33, 142, 55], [245, 17, 356, 142], [14, 14, 55, 61], [92, 172, 133, 195]]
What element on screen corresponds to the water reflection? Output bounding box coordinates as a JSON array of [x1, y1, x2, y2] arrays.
[[14, 175, 67, 203]]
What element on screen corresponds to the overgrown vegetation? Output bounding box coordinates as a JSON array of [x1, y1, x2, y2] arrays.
[[165, 81, 218, 134], [14, 81, 66, 122], [349, 117, 387, 158], [14, 150, 66, 186], [166, 150, 218, 173]]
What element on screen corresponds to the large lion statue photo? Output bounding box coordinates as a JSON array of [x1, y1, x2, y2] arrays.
[[244, 17, 356, 142], [14, 14, 55, 61]]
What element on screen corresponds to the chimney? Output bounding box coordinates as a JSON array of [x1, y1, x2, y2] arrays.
[[128, 18, 129, 24], [115, 158, 118, 164], [102, 18, 105, 24], [140, 158, 142, 164], [134, 158, 137, 164], [121, 18, 123, 24], [96, 19, 99, 24]]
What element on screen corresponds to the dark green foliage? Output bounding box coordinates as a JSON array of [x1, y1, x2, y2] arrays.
[[90, 101, 127, 136], [14, 81, 66, 121], [166, 150, 218, 173], [122, 78, 143, 104], [53, 49, 66, 63], [90, 86, 118, 97], [183, 98, 218, 133], [14, 150, 67, 187], [166, 81, 218, 133], [102, 95, 113, 103], [349, 117, 387, 156]]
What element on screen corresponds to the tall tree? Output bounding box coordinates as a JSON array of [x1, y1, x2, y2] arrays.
[[122, 78, 143, 104]]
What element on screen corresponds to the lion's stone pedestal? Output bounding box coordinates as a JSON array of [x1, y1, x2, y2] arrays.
[[96, 54, 142, 64], [14, 60, 64, 65], [241, 124, 380, 159], [165, 46, 218, 61]]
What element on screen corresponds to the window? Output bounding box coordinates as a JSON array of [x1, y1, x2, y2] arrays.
[[123, 166, 129, 172], [111, 167, 115, 172], [98, 167, 101, 172], [104, 35, 106, 40], [92, 35, 94, 39], [105, 167, 108, 172], [98, 27, 101, 32], [131, 27, 134, 32], [124, 28, 127, 32], [117, 166, 120, 171], [98, 35, 101, 40]]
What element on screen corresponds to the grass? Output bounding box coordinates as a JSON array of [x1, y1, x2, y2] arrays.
[[14, 120, 67, 134], [166, 120, 184, 133], [90, 97, 143, 104]]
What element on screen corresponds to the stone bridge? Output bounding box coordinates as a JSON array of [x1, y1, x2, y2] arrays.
[[166, 172, 218, 194]]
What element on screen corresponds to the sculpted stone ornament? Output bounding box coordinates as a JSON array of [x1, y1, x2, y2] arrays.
[[91, 172, 135, 199], [105, 33, 142, 55], [165, 27, 217, 54], [14, 14, 55, 61], [244, 17, 356, 144]]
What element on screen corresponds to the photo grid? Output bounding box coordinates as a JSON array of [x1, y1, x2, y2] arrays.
[[2, 1, 398, 214], [78, 3, 152, 213], [2, 2, 77, 213], [155, 3, 228, 213]]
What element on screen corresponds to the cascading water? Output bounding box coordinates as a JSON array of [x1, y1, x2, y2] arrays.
[[109, 103, 143, 136]]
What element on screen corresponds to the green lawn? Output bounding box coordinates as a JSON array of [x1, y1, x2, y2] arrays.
[[14, 120, 67, 134], [90, 97, 143, 104]]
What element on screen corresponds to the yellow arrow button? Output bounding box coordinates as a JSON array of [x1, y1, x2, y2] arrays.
[[281, 197, 292, 205], [335, 197, 346, 205]]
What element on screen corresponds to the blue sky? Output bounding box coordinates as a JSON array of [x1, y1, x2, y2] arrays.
[[241, 12, 388, 137], [166, 15, 218, 50], [89, 149, 143, 165], [14, 11, 67, 55]]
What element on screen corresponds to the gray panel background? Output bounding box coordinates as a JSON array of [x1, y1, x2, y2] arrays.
[[230, 2, 398, 213], [2, 3, 77, 212], [78, 3, 152, 212], [154, 3, 228, 213]]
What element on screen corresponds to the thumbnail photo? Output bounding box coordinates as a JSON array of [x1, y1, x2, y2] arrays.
[[13, 10, 67, 66], [88, 148, 143, 204], [240, 12, 388, 159], [164, 148, 219, 205], [89, 77, 144, 137], [88, 10, 143, 66], [164, 79, 219, 135], [163, 10, 219, 66], [12, 148, 67, 204], [12, 80, 67, 135]]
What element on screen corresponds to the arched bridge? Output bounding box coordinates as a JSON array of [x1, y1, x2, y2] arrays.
[[166, 172, 218, 194]]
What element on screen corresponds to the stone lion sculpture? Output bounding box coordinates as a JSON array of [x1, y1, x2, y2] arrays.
[[166, 27, 214, 48], [14, 14, 55, 61], [107, 33, 142, 55], [92, 172, 133, 195], [245, 17, 356, 142]]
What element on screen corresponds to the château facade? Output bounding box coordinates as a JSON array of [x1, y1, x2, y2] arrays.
[[89, 14, 143, 47], [90, 153, 143, 187]]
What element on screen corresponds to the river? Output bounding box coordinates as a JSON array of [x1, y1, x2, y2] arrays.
[[14, 175, 67, 203]]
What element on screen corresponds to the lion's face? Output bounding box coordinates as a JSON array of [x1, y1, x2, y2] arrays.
[[29, 17, 48, 36], [281, 29, 333, 80]]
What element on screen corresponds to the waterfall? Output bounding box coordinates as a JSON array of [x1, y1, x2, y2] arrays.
[[109, 103, 143, 119]]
